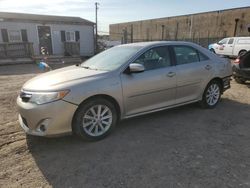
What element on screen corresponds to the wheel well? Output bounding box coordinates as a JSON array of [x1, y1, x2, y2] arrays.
[[238, 49, 247, 56], [74, 94, 121, 120], [209, 78, 223, 92]]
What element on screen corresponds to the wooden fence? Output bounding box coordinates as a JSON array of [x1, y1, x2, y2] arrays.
[[0, 42, 34, 58], [64, 42, 80, 56]]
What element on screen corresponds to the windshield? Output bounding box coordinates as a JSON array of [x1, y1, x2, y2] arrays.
[[218, 38, 228, 45], [81, 46, 142, 71]]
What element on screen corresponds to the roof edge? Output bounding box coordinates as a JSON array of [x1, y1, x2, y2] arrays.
[[110, 6, 250, 26]]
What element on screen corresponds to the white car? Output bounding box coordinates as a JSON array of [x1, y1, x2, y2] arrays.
[[209, 37, 250, 57]]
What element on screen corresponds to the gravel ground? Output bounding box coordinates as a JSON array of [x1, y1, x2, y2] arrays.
[[0, 64, 250, 188]]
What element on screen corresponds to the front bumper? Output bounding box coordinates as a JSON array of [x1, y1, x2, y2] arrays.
[[222, 76, 231, 92], [17, 96, 78, 136]]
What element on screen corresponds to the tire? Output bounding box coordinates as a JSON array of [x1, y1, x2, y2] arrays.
[[234, 77, 246, 84], [238, 50, 247, 57], [200, 80, 222, 109], [72, 98, 118, 141]]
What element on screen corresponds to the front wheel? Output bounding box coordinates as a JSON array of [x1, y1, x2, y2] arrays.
[[72, 98, 118, 141], [200, 81, 221, 109]]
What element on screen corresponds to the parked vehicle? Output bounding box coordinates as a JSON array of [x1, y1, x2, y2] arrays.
[[209, 37, 250, 57], [232, 50, 250, 84], [17, 41, 232, 140]]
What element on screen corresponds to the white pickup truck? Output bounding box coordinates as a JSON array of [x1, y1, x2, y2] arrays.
[[209, 37, 250, 57]]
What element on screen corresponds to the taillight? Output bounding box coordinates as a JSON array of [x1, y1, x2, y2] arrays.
[[234, 58, 240, 64]]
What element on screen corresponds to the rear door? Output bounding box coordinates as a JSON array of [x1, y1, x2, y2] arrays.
[[121, 46, 177, 116], [172, 45, 214, 104]]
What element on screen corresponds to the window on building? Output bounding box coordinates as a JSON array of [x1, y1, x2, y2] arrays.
[[8, 30, 22, 42], [21, 29, 28, 42], [65, 31, 75, 42], [1, 29, 9, 42]]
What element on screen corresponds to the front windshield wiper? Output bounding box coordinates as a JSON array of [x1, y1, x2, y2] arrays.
[[82, 65, 99, 71], [82, 66, 90, 69]]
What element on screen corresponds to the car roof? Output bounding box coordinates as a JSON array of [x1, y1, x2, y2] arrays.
[[117, 41, 197, 48]]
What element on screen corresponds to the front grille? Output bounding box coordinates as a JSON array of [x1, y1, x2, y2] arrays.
[[20, 91, 32, 102]]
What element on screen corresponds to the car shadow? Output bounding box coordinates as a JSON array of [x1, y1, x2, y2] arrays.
[[27, 98, 250, 188]]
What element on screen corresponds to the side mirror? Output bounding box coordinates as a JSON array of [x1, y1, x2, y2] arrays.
[[129, 63, 145, 73]]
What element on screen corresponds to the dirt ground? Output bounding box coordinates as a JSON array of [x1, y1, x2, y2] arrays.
[[0, 64, 250, 188]]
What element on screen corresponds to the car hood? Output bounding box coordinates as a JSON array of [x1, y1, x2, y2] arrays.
[[23, 65, 109, 91]]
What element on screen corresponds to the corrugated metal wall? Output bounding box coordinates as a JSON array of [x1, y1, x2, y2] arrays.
[[110, 7, 250, 47]]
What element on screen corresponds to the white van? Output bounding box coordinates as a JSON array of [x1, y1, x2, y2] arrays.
[[209, 37, 250, 57]]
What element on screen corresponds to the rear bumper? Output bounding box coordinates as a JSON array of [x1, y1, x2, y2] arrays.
[[232, 65, 250, 80]]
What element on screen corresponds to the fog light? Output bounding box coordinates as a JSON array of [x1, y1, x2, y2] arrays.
[[37, 119, 50, 132], [40, 124, 46, 132]]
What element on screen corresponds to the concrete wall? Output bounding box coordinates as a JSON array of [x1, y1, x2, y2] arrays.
[[0, 21, 94, 56], [110, 7, 250, 42]]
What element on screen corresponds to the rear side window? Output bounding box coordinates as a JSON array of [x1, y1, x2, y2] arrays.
[[173, 46, 199, 65], [199, 52, 209, 61], [228, 38, 234, 44]]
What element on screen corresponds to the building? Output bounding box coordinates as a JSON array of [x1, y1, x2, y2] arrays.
[[0, 12, 95, 62], [110, 6, 250, 47]]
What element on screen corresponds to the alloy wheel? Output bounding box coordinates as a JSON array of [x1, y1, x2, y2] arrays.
[[206, 84, 220, 106], [82, 105, 113, 137]]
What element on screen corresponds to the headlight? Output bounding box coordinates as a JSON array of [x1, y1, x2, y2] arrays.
[[28, 90, 70, 105]]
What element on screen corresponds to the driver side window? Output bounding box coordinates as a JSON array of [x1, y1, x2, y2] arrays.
[[134, 46, 171, 71]]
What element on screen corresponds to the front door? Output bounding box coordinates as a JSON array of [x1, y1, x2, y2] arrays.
[[37, 26, 53, 55], [223, 38, 234, 55], [121, 46, 177, 116]]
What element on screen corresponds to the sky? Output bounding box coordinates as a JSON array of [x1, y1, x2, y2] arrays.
[[0, 0, 249, 33]]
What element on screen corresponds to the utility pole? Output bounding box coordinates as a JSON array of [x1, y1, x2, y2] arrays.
[[161, 25, 165, 40], [95, 2, 99, 53], [234, 18, 239, 37], [123, 28, 128, 44], [130, 25, 133, 43], [189, 15, 193, 39]]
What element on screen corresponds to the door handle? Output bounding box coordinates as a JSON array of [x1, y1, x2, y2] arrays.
[[167, 72, 176, 77], [205, 65, 212, 70]]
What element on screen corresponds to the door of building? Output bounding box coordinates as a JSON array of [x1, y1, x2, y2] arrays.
[[37, 26, 53, 55]]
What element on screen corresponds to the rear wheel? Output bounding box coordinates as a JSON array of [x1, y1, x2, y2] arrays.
[[73, 98, 118, 141], [200, 81, 221, 109]]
